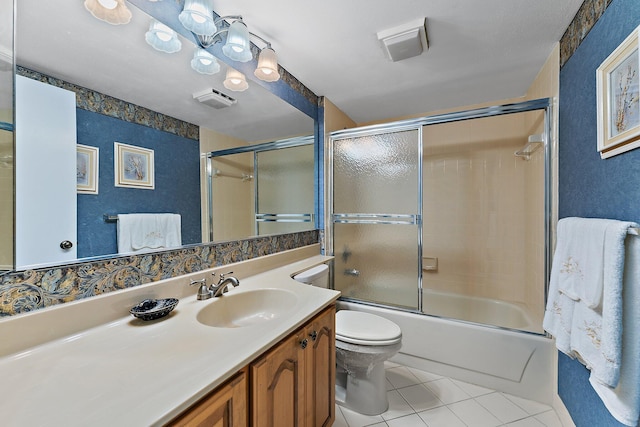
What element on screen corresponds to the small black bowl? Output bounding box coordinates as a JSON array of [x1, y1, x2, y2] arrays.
[[130, 298, 179, 321]]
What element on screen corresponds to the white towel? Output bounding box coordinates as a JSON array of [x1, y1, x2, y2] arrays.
[[590, 236, 640, 426], [555, 218, 609, 308], [569, 220, 635, 388], [117, 213, 181, 254]]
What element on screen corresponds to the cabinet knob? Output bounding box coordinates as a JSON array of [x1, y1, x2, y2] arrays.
[[300, 338, 308, 349], [60, 240, 73, 250], [309, 331, 318, 341]]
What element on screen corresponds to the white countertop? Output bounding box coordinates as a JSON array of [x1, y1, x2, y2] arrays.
[[0, 249, 338, 426]]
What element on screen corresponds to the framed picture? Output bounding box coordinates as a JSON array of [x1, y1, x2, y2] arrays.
[[114, 142, 155, 189], [597, 25, 640, 159], [77, 144, 99, 194]]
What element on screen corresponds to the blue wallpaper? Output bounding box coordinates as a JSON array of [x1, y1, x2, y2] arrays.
[[558, 0, 640, 425], [76, 109, 201, 258]]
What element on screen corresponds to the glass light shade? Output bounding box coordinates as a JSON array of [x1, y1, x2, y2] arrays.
[[254, 47, 281, 82], [84, 0, 132, 25], [191, 49, 220, 74], [145, 20, 182, 53], [222, 21, 252, 62], [223, 69, 249, 92], [179, 0, 216, 36]]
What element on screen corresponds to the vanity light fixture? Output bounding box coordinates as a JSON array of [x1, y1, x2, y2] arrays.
[[221, 20, 253, 63], [84, 0, 132, 25], [254, 46, 281, 82], [223, 68, 249, 92], [179, 0, 216, 37], [145, 20, 182, 53], [186, 13, 281, 82], [191, 48, 221, 74]]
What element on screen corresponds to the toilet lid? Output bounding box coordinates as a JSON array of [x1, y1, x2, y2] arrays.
[[335, 311, 402, 346]]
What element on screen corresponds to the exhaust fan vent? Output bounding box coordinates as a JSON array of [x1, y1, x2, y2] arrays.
[[377, 18, 428, 62], [193, 88, 237, 109]]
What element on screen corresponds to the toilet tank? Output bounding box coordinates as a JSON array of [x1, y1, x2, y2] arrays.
[[293, 264, 329, 288]]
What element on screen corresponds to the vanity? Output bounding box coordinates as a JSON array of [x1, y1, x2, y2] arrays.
[[0, 245, 338, 426]]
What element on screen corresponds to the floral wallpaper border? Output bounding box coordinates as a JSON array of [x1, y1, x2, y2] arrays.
[[560, 0, 613, 68], [17, 66, 200, 141], [0, 230, 319, 317]]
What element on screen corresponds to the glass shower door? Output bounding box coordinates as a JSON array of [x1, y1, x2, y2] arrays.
[[331, 128, 421, 310]]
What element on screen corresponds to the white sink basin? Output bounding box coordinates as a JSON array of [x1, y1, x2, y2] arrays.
[[196, 289, 298, 328]]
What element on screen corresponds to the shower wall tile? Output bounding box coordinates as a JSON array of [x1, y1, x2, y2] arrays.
[[422, 114, 537, 309]]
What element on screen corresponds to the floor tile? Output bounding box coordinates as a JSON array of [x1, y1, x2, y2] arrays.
[[333, 404, 349, 427], [406, 367, 443, 383], [503, 393, 552, 415], [450, 378, 494, 397], [339, 405, 386, 427], [534, 410, 564, 427], [386, 366, 421, 389], [423, 378, 471, 404], [417, 406, 466, 427], [398, 384, 444, 412], [386, 413, 428, 427], [475, 392, 529, 423], [447, 399, 502, 427], [385, 360, 402, 369], [386, 378, 395, 391], [505, 417, 545, 426], [381, 390, 415, 421]]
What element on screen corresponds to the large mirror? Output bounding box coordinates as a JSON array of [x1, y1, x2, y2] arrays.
[[5, 0, 316, 271]]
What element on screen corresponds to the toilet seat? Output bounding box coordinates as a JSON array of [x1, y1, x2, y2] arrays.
[[336, 311, 402, 346]]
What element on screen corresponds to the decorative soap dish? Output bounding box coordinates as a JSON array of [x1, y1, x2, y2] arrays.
[[130, 298, 178, 321]]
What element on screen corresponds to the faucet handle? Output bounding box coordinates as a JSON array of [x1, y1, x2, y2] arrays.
[[190, 278, 211, 300], [218, 271, 234, 282]]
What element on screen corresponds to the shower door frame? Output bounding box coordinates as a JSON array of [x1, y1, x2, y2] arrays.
[[326, 98, 554, 321], [206, 135, 315, 242]]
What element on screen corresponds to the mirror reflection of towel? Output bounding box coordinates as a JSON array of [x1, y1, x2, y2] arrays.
[[117, 213, 181, 253]]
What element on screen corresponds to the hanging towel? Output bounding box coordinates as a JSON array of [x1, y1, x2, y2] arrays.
[[590, 236, 640, 426], [555, 218, 609, 308], [569, 220, 636, 388], [543, 218, 582, 355], [544, 218, 637, 386], [117, 213, 182, 254]]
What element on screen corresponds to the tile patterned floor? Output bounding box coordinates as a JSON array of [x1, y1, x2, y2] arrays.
[[332, 362, 563, 427]]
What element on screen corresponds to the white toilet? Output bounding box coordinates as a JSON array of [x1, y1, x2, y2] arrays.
[[293, 264, 402, 415]]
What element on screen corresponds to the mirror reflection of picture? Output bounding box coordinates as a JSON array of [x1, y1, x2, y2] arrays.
[[114, 142, 155, 189], [77, 144, 99, 194]]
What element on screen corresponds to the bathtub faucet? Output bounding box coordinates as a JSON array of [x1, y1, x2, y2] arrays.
[[344, 268, 360, 277]]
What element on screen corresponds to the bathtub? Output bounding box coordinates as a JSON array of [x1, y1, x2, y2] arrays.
[[336, 299, 555, 404], [423, 289, 541, 333]]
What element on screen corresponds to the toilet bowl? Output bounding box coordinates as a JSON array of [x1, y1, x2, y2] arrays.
[[293, 264, 403, 415]]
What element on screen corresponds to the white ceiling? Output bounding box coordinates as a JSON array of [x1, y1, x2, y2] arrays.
[[13, 0, 584, 139]]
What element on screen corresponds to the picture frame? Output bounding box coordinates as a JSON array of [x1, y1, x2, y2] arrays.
[[114, 142, 155, 189], [596, 25, 640, 159], [77, 144, 99, 194]]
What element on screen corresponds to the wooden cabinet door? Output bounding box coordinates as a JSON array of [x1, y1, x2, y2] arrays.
[[304, 306, 336, 427], [168, 369, 247, 427], [251, 332, 305, 427]]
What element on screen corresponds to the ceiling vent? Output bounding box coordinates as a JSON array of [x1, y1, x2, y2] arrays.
[[193, 88, 237, 109], [377, 18, 428, 62]]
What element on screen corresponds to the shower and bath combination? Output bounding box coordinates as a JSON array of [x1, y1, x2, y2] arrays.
[[327, 98, 552, 334], [326, 98, 555, 402]]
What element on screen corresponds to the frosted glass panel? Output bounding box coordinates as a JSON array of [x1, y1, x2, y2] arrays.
[[256, 145, 314, 235], [334, 130, 419, 214], [257, 145, 314, 213], [334, 223, 419, 309]]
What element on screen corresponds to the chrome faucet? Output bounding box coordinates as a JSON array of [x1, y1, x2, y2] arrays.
[[190, 272, 240, 300], [210, 271, 240, 297]]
